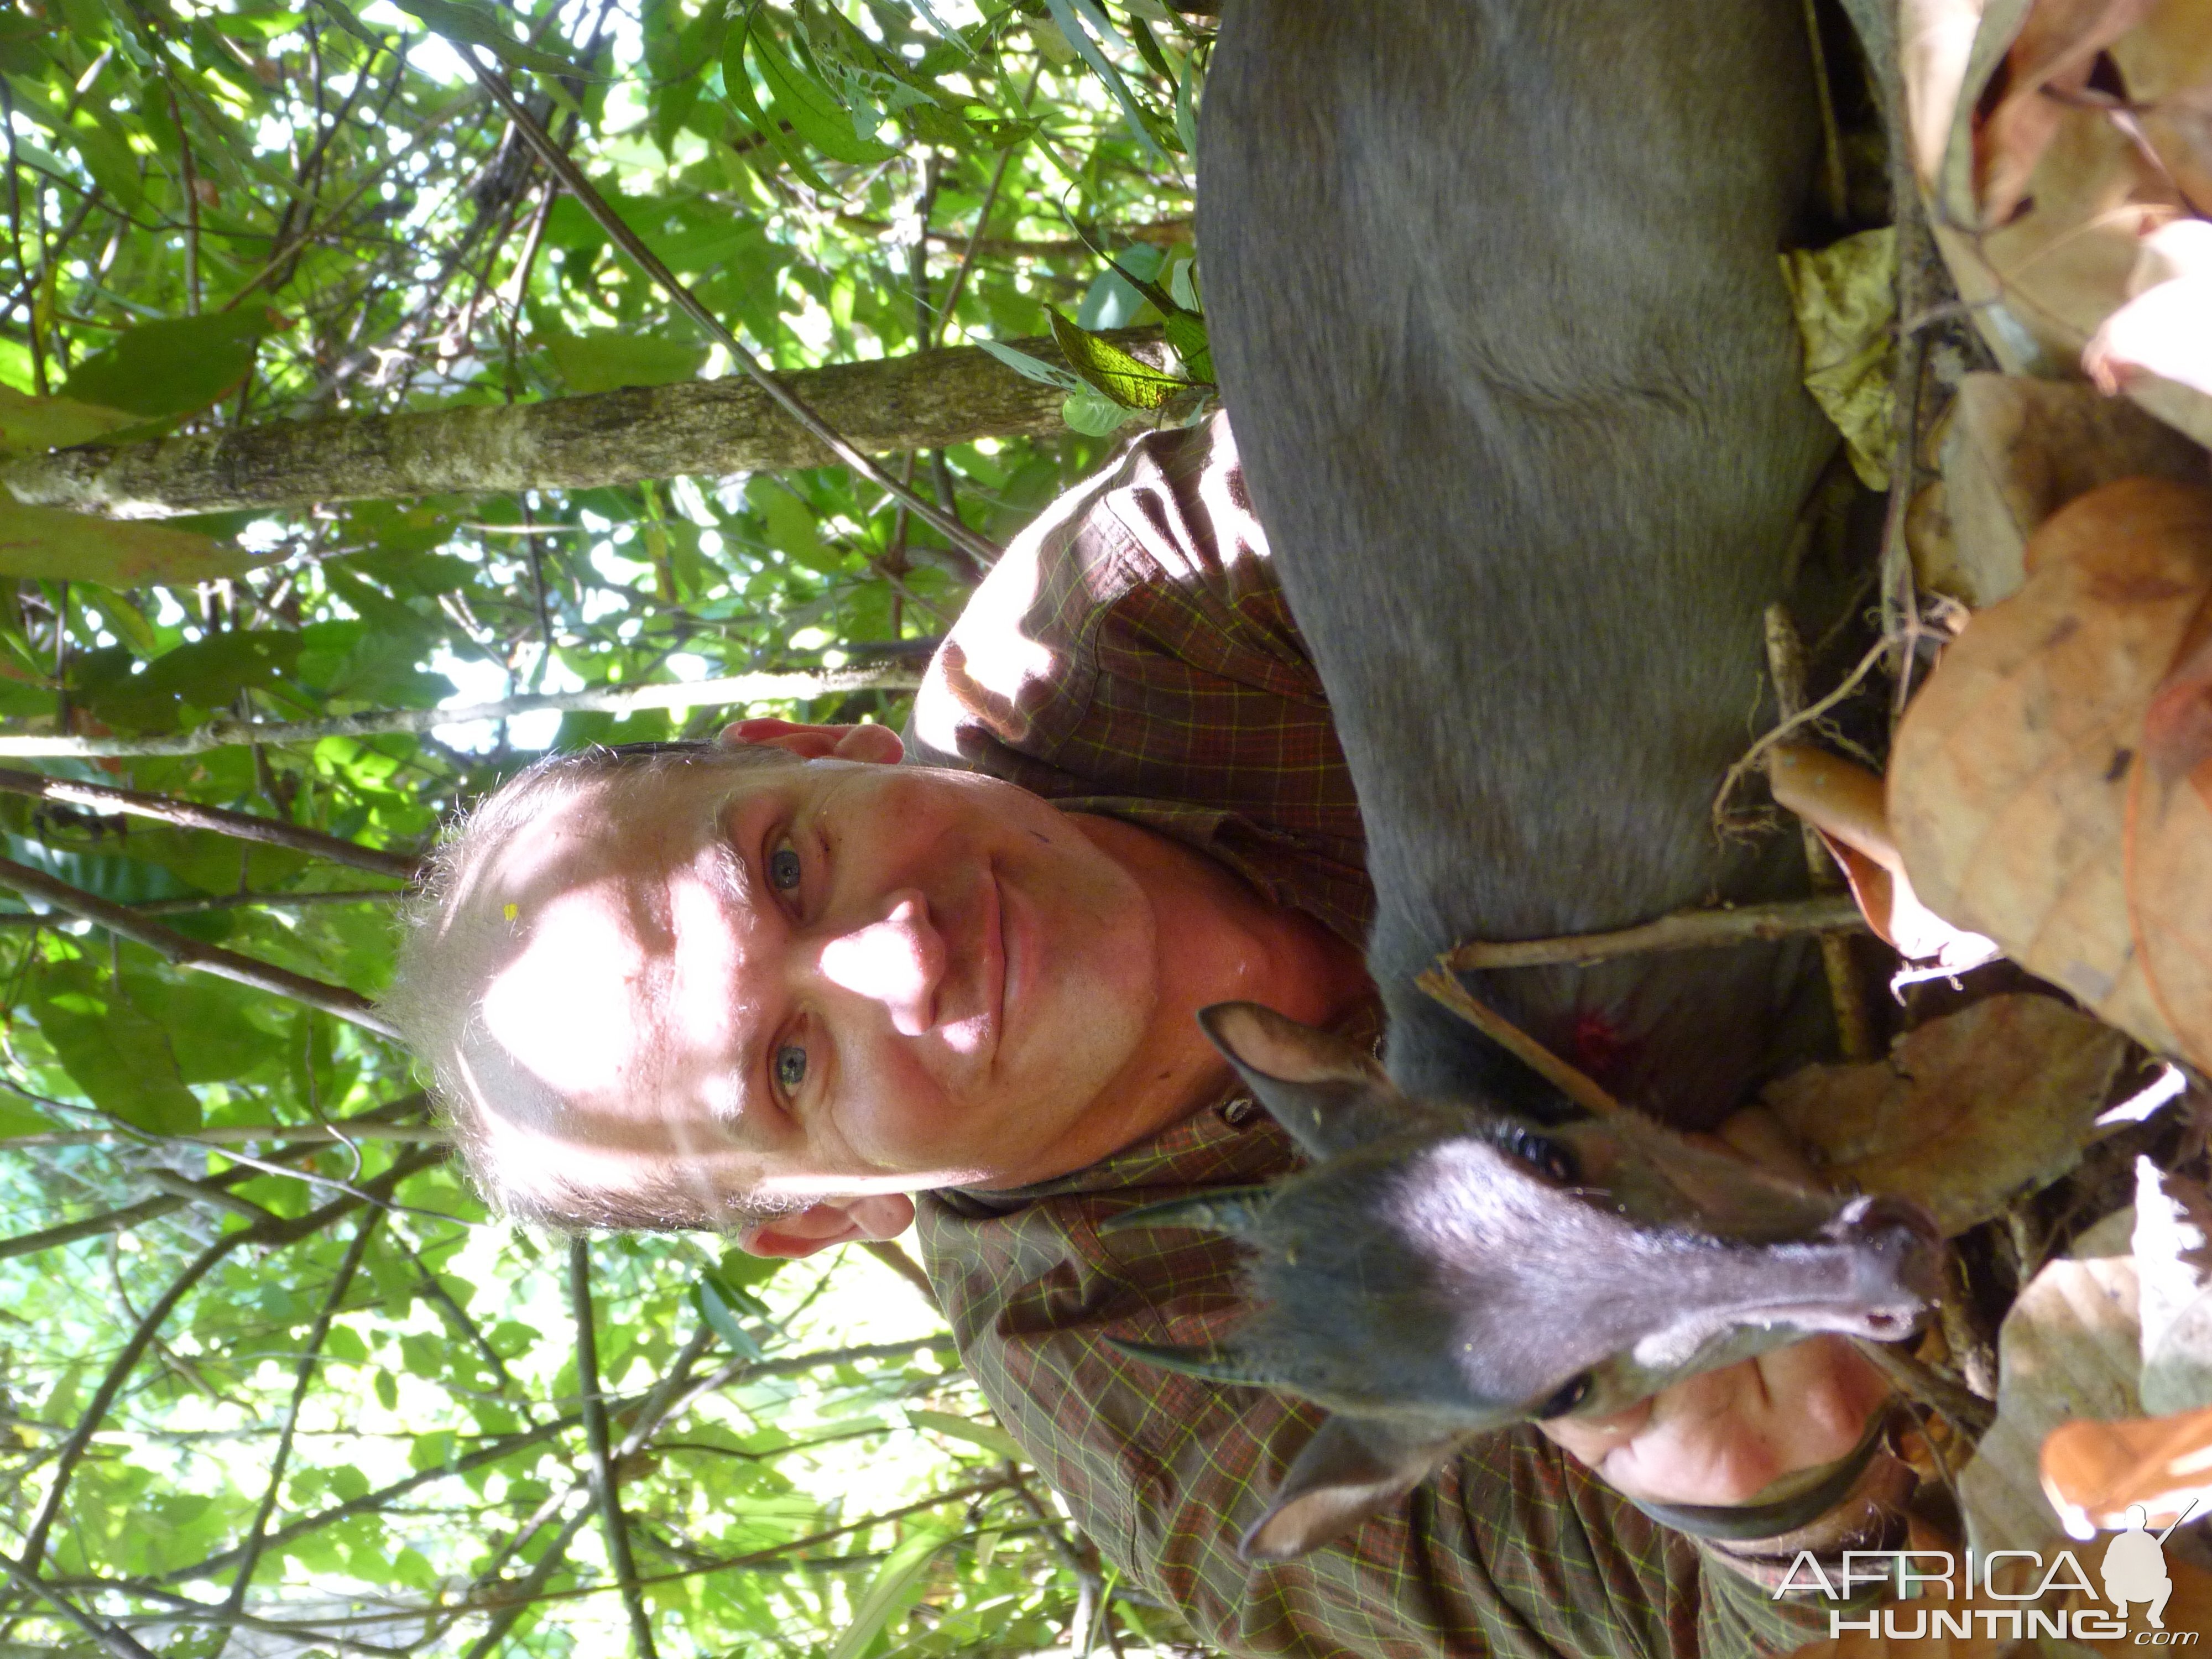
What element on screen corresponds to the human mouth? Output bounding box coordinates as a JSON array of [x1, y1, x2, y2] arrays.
[[978, 863, 1006, 1061]]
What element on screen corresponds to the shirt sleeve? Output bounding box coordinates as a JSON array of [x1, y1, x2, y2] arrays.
[[904, 414, 1373, 946]]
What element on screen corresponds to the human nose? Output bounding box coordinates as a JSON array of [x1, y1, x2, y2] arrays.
[[815, 891, 946, 1036]]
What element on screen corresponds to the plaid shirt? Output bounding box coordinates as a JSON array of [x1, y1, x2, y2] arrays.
[[906, 417, 1828, 1658]]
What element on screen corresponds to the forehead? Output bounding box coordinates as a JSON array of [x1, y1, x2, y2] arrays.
[[462, 760, 791, 1126]]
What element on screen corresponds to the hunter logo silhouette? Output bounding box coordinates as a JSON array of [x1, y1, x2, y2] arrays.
[[2104, 1505, 2176, 1628]]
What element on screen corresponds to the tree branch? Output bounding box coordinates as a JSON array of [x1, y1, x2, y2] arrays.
[[215, 1211, 382, 1652], [568, 1239, 656, 1659], [1438, 893, 1866, 973], [0, 854, 397, 1035], [0, 1550, 159, 1659], [0, 768, 421, 880], [0, 662, 924, 759], [1, 327, 1167, 520], [0, 889, 409, 925], [15, 1148, 444, 1578], [0, 1094, 431, 1261]]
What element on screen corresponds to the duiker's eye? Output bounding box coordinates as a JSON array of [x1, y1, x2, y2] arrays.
[[1534, 1373, 1592, 1419], [1507, 1130, 1577, 1184]]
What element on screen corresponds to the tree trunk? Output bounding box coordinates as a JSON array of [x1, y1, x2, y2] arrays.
[[3, 327, 1171, 519]]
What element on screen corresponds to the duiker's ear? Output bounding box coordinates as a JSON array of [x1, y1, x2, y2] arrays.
[[1197, 1002, 1398, 1161], [1240, 1415, 1458, 1562]]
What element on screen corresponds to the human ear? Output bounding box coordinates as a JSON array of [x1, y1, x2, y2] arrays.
[[719, 719, 904, 766], [735, 1193, 916, 1259]]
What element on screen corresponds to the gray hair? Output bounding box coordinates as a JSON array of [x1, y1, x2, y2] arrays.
[[384, 740, 805, 1232]]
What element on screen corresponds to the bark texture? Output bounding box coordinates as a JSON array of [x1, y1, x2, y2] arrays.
[[3, 328, 1170, 519]]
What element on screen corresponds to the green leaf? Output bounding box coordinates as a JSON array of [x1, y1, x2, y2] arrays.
[[30, 968, 201, 1135], [388, 0, 589, 79], [60, 309, 285, 422], [1038, 0, 1168, 165], [1163, 311, 1213, 384], [906, 1408, 1022, 1460], [0, 501, 259, 589], [1047, 311, 1183, 410], [537, 328, 708, 394], [745, 479, 838, 573], [692, 1276, 766, 1359], [972, 337, 1085, 394], [0, 387, 140, 455], [747, 17, 898, 166], [80, 630, 301, 732], [1060, 384, 1140, 436], [373, 1369, 399, 1411], [1174, 49, 1200, 160], [64, 116, 147, 213], [826, 1523, 953, 1659], [722, 21, 833, 191]]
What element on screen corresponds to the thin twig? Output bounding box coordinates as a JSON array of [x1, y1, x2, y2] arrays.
[[0, 662, 922, 758], [0, 889, 409, 927], [14, 1149, 441, 1578], [0, 1120, 446, 1150], [0, 1551, 158, 1659], [456, 51, 998, 567], [1849, 1337, 1996, 1439], [215, 1211, 383, 1654], [1415, 965, 1623, 1119], [0, 1094, 431, 1261], [0, 854, 397, 1037], [1763, 607, 1875, 1061], [570, 1239, 658, 1659], [1438, 894, 1865, 973], [1709, 634, 1888, 839], [0, 768, 420, 880]]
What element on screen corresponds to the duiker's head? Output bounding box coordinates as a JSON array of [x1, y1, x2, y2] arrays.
[[1107, 1002, 1941, 1559]]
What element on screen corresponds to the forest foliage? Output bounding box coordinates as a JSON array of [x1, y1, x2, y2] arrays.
[[0, 0, 1214, 1651]]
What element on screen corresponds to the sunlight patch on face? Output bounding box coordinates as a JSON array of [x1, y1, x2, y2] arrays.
[[481, 883, 651, 1103]]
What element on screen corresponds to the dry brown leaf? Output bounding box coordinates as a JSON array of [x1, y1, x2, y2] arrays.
[[2042, 1165, 2212, 1530], [2135, 1161, 2212, 1412], [1960, 1207, 2140, 1557], [2042, 1406, 2212, 1532], [1923, 373, 2209, 609], [1888, 477, 2212, 1064], [1978, 0, 2160, 222], [1917, 0, 2212, 443], [1762, 994, 2130, 1235], [2084, 221, 2212, 447], [2130, 604, 2212, 1064], [1770, 743, 2004, 967]]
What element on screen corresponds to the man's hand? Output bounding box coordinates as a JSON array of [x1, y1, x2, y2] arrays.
[[1534, 1334, 1891, 1507]]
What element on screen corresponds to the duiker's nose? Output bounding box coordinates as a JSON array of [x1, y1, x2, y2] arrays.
[[1827, 1193, 1945, 1323], [817, 891, 946, 1036]]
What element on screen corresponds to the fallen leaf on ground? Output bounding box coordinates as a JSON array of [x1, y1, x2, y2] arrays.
[[1769, 744, 2002, 970], [1918, 374, 2209, 610], [2083, 220, 2212, 447], [2040, 1163, 2212, 1532], [2134, 1160, 2212, 1413], [1780, 228, 1898, 489], [1976, 0, 2159, 225], [1960, 1207, 2139, 1557], [1914, 0, 2212, 444], [1889, 477, 2212, 1067], [1761, 994, 2130, 1235]]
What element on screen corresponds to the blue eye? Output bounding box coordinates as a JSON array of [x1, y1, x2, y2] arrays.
[[774, 1044, 807, 1094], [768, 843, 802, 891]]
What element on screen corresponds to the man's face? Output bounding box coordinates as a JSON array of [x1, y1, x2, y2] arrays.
[[459, 752, 1162, 1216]]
